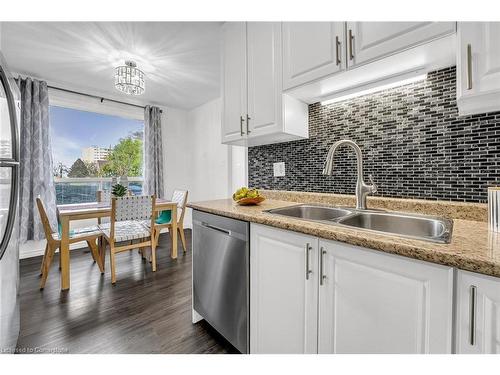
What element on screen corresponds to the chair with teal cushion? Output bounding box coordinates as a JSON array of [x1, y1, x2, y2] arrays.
[[153, 190, 189, 253], [155, 210, 172, 224]]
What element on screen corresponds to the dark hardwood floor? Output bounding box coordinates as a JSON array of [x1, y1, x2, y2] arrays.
[[17, 230, 238, 354]]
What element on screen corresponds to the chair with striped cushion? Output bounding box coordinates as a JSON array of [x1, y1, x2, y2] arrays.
[[99, 195, 156, 284], [36, 197, 104, 290]]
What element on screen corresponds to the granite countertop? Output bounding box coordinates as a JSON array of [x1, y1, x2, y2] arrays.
[[188, 196, 500, 278]]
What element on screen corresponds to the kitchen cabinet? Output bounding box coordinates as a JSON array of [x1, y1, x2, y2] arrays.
[[250, 224, 454, 353], [318, 240, 454, 354], [246, 22, 282, 138], [221, 22, 308, 147], [282, 22, 345, 90], [250, 224, 318, 354], [221, 22, 247, 144], [346, 22, 456, 68], [456, 22, 500, 116], [284, 22, 456, 104], [456, 270, 500, 354]]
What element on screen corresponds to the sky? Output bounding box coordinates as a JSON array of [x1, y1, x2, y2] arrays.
[[50, 106, 143, 167]]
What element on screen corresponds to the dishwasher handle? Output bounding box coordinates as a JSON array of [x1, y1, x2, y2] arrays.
[[200, 221, 232, 236]]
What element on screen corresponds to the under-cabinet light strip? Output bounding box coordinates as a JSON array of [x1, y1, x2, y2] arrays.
[[320, 72, 428, 105]]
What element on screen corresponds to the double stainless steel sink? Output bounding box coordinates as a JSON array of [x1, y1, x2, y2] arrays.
[[266, 204, 453, 243]]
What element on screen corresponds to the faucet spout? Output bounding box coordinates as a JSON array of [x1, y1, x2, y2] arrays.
[[322, 140, 377, 210]]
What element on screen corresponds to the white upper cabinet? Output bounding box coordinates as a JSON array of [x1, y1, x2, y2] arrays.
[[318, 240, 454, 354], [346, 22, 456, 68], [457, 22, 500, 116], [282, 22, 345, 90], [221, 22, 247, 144], [221, 22, 308, 147], [246, 22, 282, 138], [250, 224, 318, 354], [285, 22, 456, 104], [456, 270, 500, 354]]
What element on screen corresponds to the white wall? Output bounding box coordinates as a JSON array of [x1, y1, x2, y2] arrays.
[[163, 98, 234, 229], [162, 106, 190, 198]]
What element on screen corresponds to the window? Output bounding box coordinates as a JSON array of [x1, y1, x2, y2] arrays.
[[50, 106, 144, 204]]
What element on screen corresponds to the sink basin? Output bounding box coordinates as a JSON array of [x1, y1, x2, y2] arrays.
[[338, 211, 452, 243], [266, 205, 354, 221], [266, 204, 453, 243]]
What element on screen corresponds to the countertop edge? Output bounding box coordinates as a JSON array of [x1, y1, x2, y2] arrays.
[[188, 201, 500, 279]]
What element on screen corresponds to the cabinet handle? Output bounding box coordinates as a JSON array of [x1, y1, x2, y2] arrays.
[[305, 243, 312, 280], [469, 285, 477, 346], [240, 115, 245, 136], [466, 43, 473, 90], [335, 36, 341, 66], [319, 247, 326, 286], [246, 114, 251, 134], [348, 29, 354, 61]]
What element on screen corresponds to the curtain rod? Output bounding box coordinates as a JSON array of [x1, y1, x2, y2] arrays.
[[47, 85, 163, 113]]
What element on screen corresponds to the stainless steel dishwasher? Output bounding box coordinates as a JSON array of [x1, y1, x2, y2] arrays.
[[192, 210, 249, 353]]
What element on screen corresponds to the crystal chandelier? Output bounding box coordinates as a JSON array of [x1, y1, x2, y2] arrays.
[[114, 60, 145, 95]]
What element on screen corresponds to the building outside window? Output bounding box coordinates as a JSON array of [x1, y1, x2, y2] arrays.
[[50, 106, 144, 204]]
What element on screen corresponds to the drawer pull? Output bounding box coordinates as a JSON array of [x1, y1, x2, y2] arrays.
[[469, 285, 477, 346], [320, 247, 326, 286], [305, 243, 312, 280]]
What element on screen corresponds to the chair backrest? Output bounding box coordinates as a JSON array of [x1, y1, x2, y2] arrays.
[[97, 189, 133, 203], [36, 197, 56, 242], [171, 190, 188, 223], [112, 195, 154, 222]]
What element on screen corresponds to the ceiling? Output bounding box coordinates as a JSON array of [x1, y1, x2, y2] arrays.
[[1, 22, 222, 110]]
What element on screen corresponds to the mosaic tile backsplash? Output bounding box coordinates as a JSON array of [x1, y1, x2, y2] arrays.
[[248, 67, 500, 203]]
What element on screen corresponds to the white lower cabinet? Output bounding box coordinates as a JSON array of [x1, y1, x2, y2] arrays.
[[456, 270, 500, 354], [318, 240, 454, 353], [250, 224, 318, 354], [250, 224, 454, 353]]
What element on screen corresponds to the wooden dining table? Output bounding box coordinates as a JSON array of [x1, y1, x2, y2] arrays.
[[57, 199, 178, 291]]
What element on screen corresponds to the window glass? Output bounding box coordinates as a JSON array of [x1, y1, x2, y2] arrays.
[[50, 106, 144, 204]]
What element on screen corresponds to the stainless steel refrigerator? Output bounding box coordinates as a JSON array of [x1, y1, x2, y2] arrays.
[[0, 51, 20, 352]]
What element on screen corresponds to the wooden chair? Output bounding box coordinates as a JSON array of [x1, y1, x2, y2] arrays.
[[36, 197, 104, 290], [152, 190, 189, 253], [96, 189, 133, 224], [99, 195, 156, 284]]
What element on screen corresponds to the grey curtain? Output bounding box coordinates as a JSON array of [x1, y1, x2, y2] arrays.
[[143, 105, 164, 198], [17, 77, 57, 242]]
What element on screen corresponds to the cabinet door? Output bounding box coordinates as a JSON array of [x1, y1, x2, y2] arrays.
[[346, 22, 455, 68], [282, 22, 345, 90], [318, 240, 453, 353], [456, 270, 500, 354], [457, 22, 500, 115], [221, 22, 247, 143], [247, 22, 282, 138], [250, 224, 318, 354]]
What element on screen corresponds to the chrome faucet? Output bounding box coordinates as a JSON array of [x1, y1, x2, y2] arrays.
[[323, 140, 377, 210]]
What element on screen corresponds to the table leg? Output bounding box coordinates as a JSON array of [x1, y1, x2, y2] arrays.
[[171, 205, 178, 259], [60, 216, 70, 291]]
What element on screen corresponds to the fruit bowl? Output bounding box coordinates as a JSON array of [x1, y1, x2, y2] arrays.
[[232, 187, 265, 206], [236, 196, 266, 206]]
